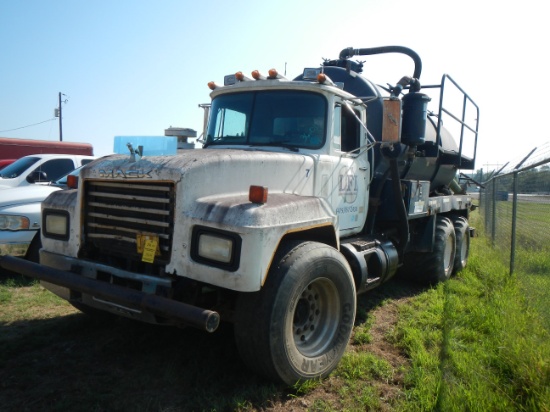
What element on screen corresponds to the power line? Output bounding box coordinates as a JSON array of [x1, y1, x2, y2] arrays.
[[0, 118, 56, 133]]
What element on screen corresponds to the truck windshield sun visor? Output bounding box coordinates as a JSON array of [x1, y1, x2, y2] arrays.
[[205, 91, 327, 150]]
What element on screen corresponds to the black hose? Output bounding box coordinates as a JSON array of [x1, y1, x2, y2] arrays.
[[339, 46, 422, 80], [389, 157, 409, 259], [366, 168, 391, 234]]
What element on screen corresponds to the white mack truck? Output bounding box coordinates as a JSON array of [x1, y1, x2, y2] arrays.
[[0, 46, 479, 385]]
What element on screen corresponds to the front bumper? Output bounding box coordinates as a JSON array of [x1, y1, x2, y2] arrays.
[[0, 253, 220, 333]]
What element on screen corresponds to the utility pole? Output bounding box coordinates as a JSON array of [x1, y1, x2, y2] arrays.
[[55, 92, 68, 141], [58, 92, 63, 141]]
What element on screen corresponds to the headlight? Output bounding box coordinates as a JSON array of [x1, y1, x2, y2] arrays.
[[191, 226, 241, 271], [0, 214, 30, 230], [198, 234, 233, 263], [43, 210, 70, 240]]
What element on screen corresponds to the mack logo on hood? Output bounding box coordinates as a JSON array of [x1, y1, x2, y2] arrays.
[[98, 169, 153, 179]]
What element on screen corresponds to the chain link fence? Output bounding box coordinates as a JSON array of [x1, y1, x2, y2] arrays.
[[478, 143, 550, 331]]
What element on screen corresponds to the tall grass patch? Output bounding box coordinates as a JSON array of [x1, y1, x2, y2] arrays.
[[392, 231, 550, 411], [515, 247, 550, 331], [485, 200, 550, 332]]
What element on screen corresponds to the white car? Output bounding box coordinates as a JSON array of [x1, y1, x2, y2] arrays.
[[0, 163, 89, 262], [0, 153, 95, 189], [0, 185, 62, 261]]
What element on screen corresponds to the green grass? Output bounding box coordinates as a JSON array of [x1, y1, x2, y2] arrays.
[[484, 200, 550, 331], [515, 247, 550, 331], [1, 210, 549, 411], [490, 201, 550, 250], [392, 216, 550, 411], [337, 351, 394, 382]]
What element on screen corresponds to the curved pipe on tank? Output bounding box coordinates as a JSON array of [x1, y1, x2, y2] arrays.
[[339, 46, 422, 80]]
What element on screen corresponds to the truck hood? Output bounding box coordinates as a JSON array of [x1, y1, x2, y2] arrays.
[[0, 185, 62, 208], [81, 148, 315, 199]]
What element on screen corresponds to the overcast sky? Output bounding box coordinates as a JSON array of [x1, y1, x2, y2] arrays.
[[1, 0, 547, 173]]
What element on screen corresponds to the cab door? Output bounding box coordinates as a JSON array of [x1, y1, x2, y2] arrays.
[[328, 102, 370, 236]]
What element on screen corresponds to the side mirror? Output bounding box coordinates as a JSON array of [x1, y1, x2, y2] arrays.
[[26, 171, 48, 184]]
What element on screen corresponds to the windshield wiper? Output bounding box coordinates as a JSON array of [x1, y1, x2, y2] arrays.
[[276, 142, 299, 152], [259, 140, 300, 152]]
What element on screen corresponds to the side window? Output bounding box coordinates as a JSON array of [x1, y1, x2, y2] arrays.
[[332, 105, 342, 150], [341, 106, 361, 152], [213, 108, 247, 142], [34, 159, 74, 181]]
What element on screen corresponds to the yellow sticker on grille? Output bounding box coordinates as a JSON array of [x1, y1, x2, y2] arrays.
[[137, 234, 160, 263], [142, 239, 158, 263]]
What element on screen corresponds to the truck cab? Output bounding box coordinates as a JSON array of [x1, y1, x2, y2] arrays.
[[205, 71, 371, 237]]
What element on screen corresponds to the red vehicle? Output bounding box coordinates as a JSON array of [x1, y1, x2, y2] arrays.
[[0, 137, 93, 159], [0, 159, 15, 170]]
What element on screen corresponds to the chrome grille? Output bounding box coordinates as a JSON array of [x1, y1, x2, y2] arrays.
[[83, 180, 175, 264]]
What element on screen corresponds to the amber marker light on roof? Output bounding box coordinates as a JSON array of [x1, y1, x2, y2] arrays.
[[268, 68, 278, 78], [251, 70, 261, 80], [234, 71, 253, 82], [249, 185, 268, 204], [208, 81, 218, 90], [317, 73, 327, 84]]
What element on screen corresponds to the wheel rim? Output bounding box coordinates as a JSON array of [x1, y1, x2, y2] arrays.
[[293, 277, 340, 357], [444, 234, 454, 271]]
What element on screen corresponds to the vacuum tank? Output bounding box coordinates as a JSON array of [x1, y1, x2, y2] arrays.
[[310, 46, 478, 193]]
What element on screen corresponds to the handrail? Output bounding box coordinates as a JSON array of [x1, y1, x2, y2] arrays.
[[436, 74, 480, 169]]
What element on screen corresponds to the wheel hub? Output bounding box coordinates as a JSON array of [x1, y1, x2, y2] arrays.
[[294, 285, 320, 343], [292, 278, 339, 357]]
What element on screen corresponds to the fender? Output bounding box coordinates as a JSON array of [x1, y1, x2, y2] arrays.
[[40, 189, 80, 257], [190, 192, 337, 229], [174, 192, 339, 291]]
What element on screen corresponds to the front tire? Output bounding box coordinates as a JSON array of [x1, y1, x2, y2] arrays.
[[234, 241, 356, 385]]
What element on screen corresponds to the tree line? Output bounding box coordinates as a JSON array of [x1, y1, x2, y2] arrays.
[[463, 165, 550, 194]]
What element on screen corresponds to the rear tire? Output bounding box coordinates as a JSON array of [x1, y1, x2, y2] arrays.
[[452, 216, 470, 273], [403, 216, 456, 284], [234, 241, 356, 385]]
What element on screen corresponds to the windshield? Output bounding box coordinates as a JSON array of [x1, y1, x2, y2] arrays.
[[206, 91, 327, 149], [0, 156, 39, 179]]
